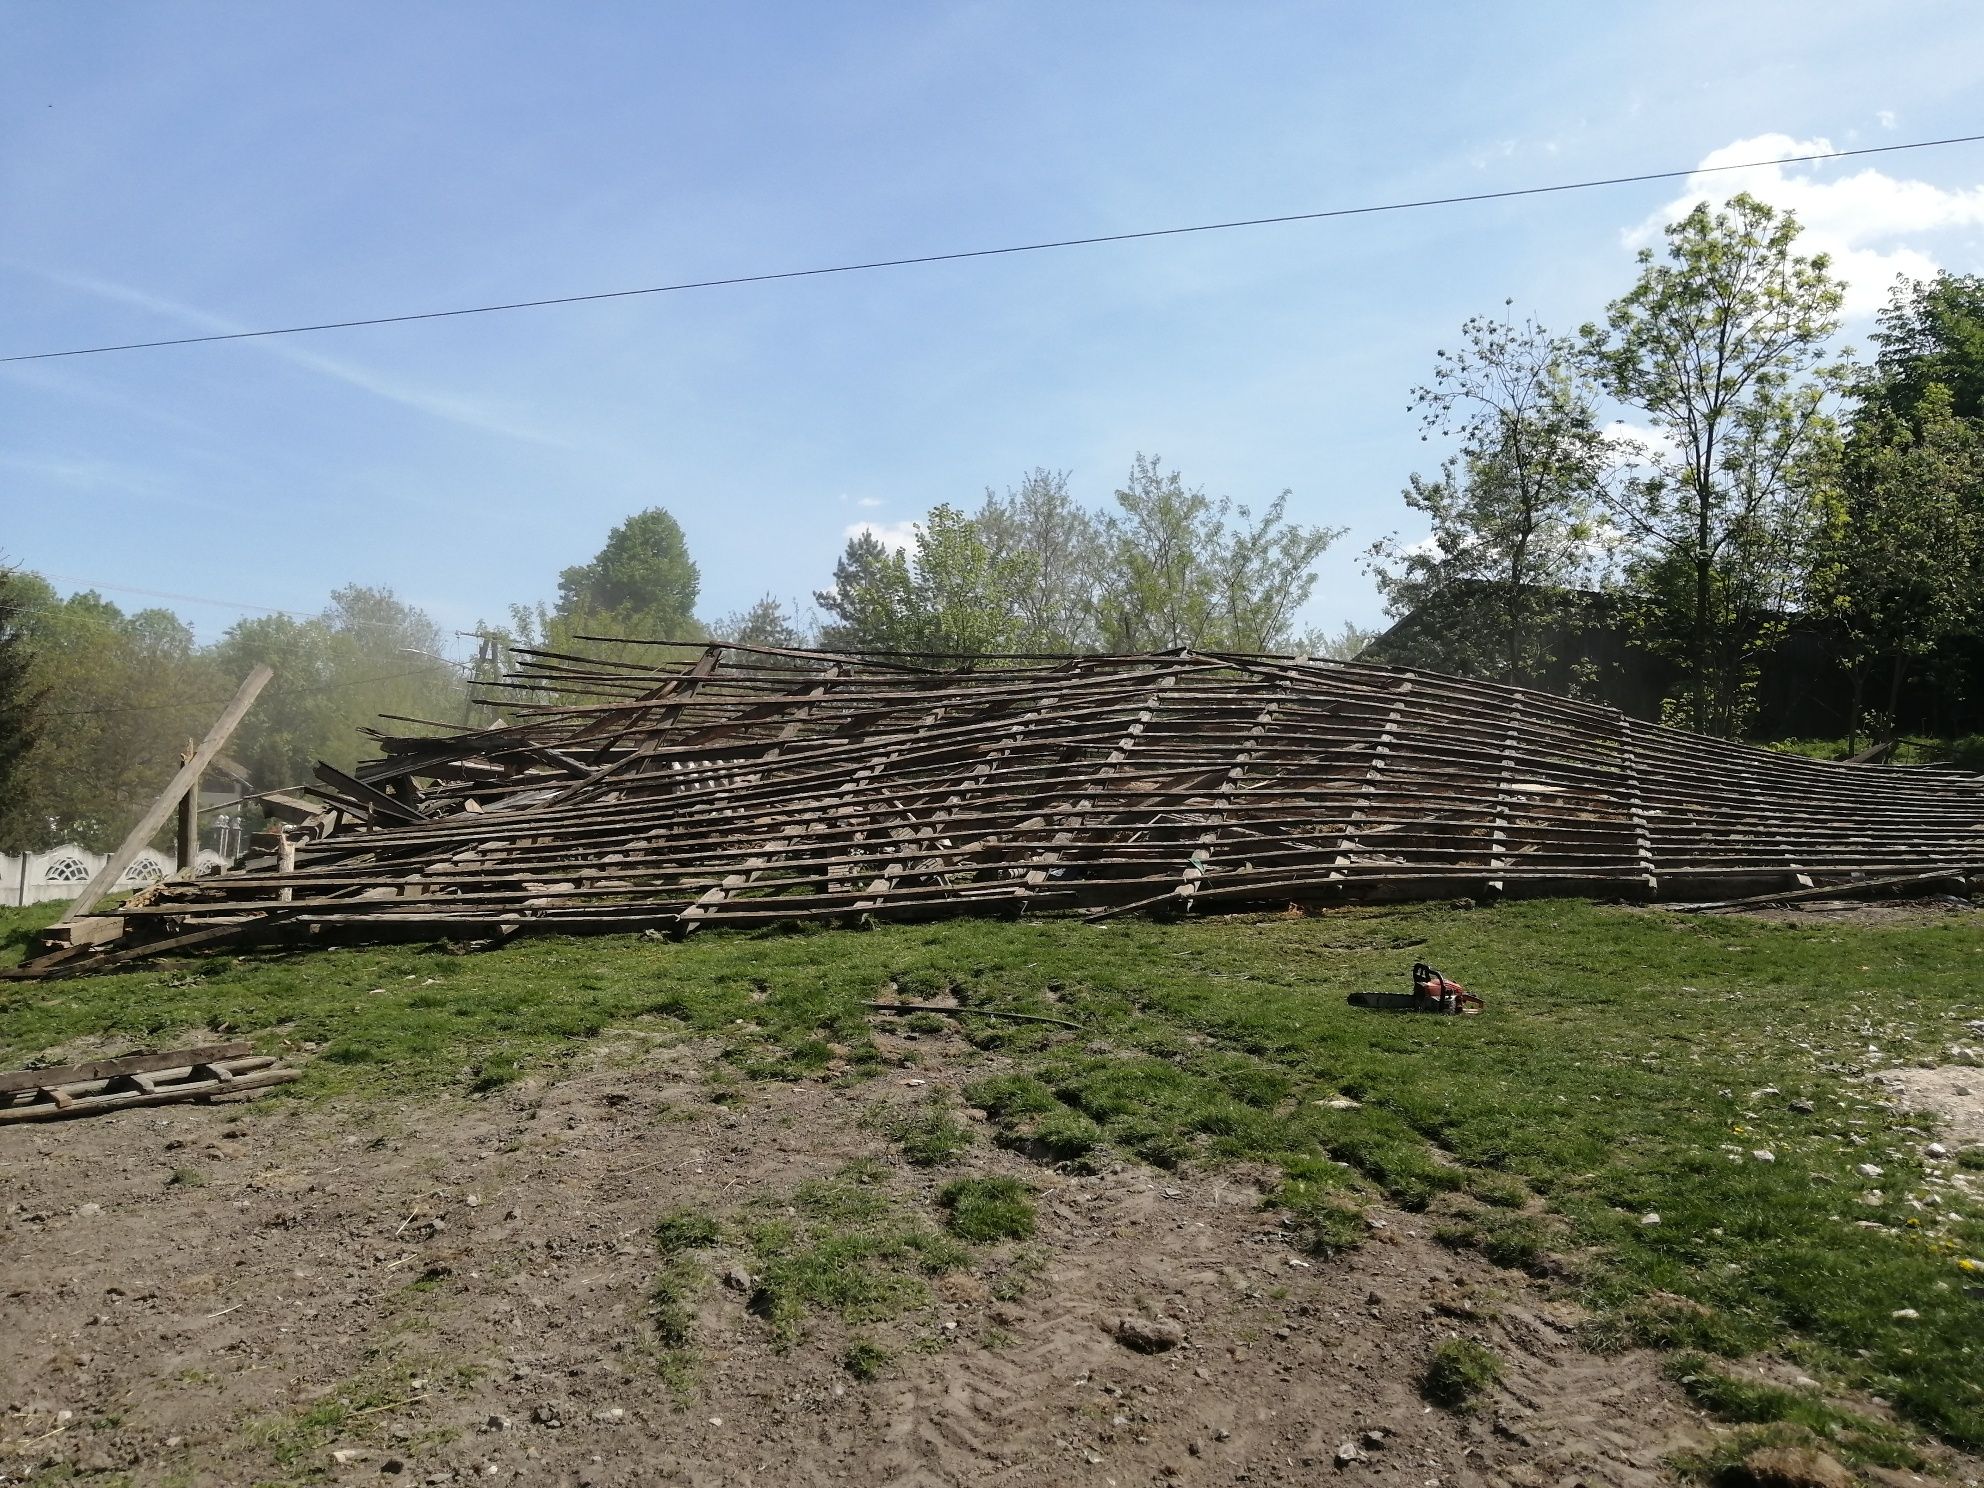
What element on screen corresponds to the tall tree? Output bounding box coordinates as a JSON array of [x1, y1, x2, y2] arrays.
[[813, 530, 900, 651], [974, 468, 1101, 650], [0, 564, 48, 828], [1096, 454, 1341, 652], [715, 594, 810, 651], [1289, 619, 1381, 661], [213, 586, 465, 787], [555, 507, 701, 640], [1369, 311, 1611, 686], [810, 508, 1027, 657], [0, 583, 218, 852], [1811, 385, 1984, 747], [1582, 193, 1846, 736], [1865, 272, 1984, 425]]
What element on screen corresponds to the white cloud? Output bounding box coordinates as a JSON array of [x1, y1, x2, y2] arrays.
[[12, 263, 578, 447], [1602, 418, 1676, 460], [856, 495, 883, 509], [1626, 133, 1984, 318], [845, 519, 918, 551], [1877, 110, 1897, 131]]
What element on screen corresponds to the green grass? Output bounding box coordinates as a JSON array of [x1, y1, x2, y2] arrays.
[[842, 1338, 893, 1381], [1435, 1206, 1557, 1273], [3, 898, 1982, 1446], [742, 1162, 969, 1344], [1664, 1354, 1927, 1471], [868, 1095, 975, 1166], [1422, 1336, 1502, 1411], [654, 1208, 721, 1254], [937, 1176, 1036, 1241], [1759, 735, 1973, 766], [243, 1354, 438, 1467]]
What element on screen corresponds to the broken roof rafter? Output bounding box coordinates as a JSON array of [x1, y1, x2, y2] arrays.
[[13, 642, 1983, 977]]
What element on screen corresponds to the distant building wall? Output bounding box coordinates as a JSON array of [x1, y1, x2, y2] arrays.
[[0, 846, 224, 907]]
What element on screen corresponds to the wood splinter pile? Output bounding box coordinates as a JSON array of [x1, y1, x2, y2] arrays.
[[21, 642, 1984, 976]]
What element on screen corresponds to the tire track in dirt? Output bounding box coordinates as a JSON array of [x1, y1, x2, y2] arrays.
[[3, 1038, 1720, 1487]]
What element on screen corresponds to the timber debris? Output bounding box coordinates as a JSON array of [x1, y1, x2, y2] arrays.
[[15, 642, 1984, 976], [0, 1042, 300, 1123]]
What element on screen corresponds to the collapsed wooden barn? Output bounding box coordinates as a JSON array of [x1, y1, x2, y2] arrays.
[[19, 642, 1984, 976]]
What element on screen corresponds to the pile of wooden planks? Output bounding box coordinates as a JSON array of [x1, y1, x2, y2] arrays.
[[15, 642, 1983, 976], [0, 1042, 300, 1122]]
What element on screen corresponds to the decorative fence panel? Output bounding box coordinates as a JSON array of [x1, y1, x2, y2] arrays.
[[0, 846, 211, 907]]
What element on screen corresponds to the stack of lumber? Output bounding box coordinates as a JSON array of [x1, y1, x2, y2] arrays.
[[17, 643, 1984, 975]]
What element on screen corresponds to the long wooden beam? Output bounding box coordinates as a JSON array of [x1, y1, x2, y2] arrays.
[[59, 665, 273, 921]]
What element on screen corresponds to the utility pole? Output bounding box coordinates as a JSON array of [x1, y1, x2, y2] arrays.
[[177, 739, 199, 874]]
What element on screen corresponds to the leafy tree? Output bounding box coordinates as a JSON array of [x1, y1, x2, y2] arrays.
[[1810, 385, 1984, 748], [555, 507, 701, 640], [814, 530, 901, 651], [1097, 454, 1341, 652], [1865, 272, 1984, 425], [837, 507, 1023, 658], [1369, 311, 1611, 685], [714, 594, 810, 650], [1582, 193, 1846, 736], [1290, 620, 1382, 661], [973, 469, 1101, 650], [213, 585, 464, 788], [906, 504, 1028, 656], [0, 581, 218, 852], [0, 564, 49, 828]]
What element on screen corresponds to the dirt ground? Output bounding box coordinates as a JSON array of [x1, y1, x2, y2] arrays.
[[4, 1032, 1731, 1488]]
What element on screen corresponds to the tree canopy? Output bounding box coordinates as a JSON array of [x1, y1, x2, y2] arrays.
[[1582, 192, 1846, 736], [1369, 310, 1609, 686], [555, 507, 701, 640]]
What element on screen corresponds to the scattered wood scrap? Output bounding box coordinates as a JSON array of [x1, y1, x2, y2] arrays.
[[0, 1042, 300, 1123], [18, 643, 1984, 976], [1677, 869, 1975, 914]]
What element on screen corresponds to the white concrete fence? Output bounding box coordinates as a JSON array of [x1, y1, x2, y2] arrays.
[[1, 845, 228, 907]]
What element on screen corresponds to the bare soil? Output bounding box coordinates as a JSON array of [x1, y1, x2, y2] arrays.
[[3, 1033, 1714, 1487], [1872, 1065, 1984, 1150]]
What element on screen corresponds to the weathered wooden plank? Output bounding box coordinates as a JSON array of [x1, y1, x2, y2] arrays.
[[0, 1042, 252, 1095]]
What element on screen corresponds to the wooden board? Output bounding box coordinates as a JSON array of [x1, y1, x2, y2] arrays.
[[0, 1042, 252, 1095]]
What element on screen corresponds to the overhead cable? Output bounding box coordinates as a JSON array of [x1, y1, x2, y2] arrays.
[[6, 134, 1979, 364]]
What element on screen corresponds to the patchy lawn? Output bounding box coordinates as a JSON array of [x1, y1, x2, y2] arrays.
[[2, 896, 1980, 1456]]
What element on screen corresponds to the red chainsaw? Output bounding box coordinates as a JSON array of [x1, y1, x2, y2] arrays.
[[1347, 961, 1483, 1015]]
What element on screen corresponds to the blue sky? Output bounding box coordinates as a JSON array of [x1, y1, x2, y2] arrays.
[[6, 1, 1983, 658]]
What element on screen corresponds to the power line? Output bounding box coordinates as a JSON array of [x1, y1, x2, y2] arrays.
[[38, 662, 460, 719], [4, 571, 473, 647], [28, 572, 323, 620], [8, 134, 1980, 366]]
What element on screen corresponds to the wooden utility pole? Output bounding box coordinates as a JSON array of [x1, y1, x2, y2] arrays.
[[176, 740, 199, 874]]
